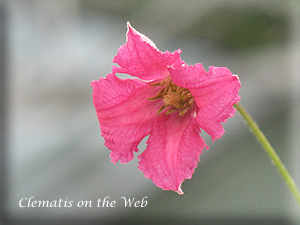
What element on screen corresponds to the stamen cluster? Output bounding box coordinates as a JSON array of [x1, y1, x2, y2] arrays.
[[149, 76, 194, 116]]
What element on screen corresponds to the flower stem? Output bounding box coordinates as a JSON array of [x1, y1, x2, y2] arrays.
[[234, 103, 300, 207]]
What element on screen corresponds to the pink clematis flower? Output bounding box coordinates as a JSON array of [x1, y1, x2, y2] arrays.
[[91, 22, 241, 194]]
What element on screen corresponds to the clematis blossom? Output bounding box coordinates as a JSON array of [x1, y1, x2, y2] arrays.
[[91, 22, 241, 194]]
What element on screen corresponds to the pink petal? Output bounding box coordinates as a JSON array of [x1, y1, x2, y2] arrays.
[[91, 73, 163, 164], [193, 67, 240, 141], [169, 63, 208, 88], [194, 67, 240, 141], [170, 65, 240, 141], [138, 112, 208, 194], [112, 22, 184, 81]]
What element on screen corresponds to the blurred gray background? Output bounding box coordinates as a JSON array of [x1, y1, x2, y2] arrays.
[[1, 0, 300, 224]]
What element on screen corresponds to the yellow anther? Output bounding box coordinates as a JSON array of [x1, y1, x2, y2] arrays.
[[148, 76, 195, 116]]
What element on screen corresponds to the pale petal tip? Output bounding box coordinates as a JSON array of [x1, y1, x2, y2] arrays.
[[125, 22, 157, 49], [176, 184, 184, 195], [126, 21, 134, 38], [126, 22, 137, 35]]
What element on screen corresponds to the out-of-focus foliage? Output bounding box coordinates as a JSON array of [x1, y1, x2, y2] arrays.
[[181, 5, 288, 52]]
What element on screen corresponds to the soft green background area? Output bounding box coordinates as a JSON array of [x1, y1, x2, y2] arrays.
[[5, 0, 299, 224]]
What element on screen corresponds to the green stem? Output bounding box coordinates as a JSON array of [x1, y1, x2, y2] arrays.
[[234, 103, 300, 207]]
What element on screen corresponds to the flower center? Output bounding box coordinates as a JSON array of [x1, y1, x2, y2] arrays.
[[148, 76, 194, 116]]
